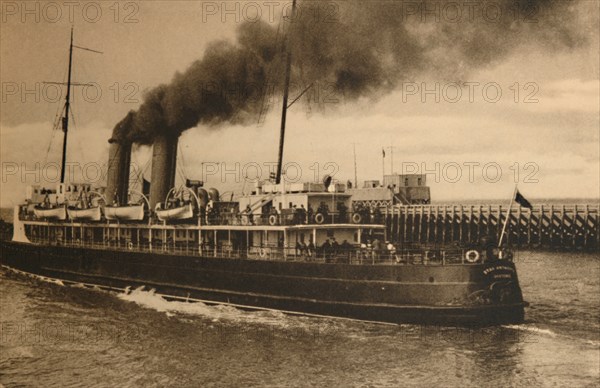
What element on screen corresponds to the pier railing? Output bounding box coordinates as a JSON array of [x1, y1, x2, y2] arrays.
[[384, 204, 599, 251]]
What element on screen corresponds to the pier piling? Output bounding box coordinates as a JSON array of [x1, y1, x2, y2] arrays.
[[385, 204, 599, 251]]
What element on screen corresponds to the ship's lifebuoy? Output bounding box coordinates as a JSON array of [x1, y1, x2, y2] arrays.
[[268, 214, 278, 226], [352, 213, 362, 224], [259, 248, 267, 258], [465, 250, 480, 263], [128, 242, 134, 250], [314, 213, 325, 224], [76, 238, 81, 245]]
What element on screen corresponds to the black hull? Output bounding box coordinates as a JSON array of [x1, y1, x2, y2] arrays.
[[0, 241, 525, 326]]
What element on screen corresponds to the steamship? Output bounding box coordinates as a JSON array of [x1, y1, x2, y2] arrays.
[[0, 25, 526, 325]]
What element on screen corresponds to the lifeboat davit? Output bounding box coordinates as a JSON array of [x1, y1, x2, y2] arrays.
[[104, 204, 145, 221], [33, 205, 67, 220], [155, 202, 194, 221], [67, 206, 102, 221]]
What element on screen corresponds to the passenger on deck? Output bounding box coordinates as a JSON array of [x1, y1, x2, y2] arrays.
[[307, 240, 315, 259], [340, 239, 352, 263], [337, 203, 347, 223], [295, 240, 303, 256], [321, 238, 332, 260], [307, 205, 314, 224], [245, 205, 253, 225], [298, 205, 307, 224], [372, 238, 381, 261], [317, 203, 329, 217], [341, 240, 352, 251], [362, 239, 372, 261], [299, 241, 307, 257], [331, 237, 340, 256], [43, 193, 51, 208], [205, 203, 213, 225], [386, 241, 398, 262]]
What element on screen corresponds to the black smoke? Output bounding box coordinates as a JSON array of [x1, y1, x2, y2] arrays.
[[112, 0, 589, 144]]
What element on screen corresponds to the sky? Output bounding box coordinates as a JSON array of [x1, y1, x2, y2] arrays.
[[1, 0, 599, 207]]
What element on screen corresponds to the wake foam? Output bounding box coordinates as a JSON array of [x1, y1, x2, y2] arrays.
[[117, 286, 291, 327], [503, 324, 558, 338]]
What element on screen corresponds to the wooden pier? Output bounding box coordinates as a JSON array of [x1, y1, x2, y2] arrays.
[[384, 204, 599, 251]]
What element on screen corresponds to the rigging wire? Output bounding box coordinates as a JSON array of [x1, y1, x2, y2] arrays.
[[257, 13, 285, 126], [176, 143, 188, 182], [43, 63, 70, 166], [129, 152, 151, 191], [43, 103, 65, 166]]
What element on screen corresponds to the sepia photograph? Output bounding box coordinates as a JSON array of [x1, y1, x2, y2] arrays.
[[1, 0, 598, 386]]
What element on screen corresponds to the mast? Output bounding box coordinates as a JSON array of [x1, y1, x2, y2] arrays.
[[275, 0, 297, 185], [60, 26, 74, 184]]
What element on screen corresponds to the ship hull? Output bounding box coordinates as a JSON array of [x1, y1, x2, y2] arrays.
[[0, 240, 525, 326]]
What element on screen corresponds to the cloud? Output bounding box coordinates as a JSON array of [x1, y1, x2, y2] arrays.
[[1, 121, 112, 207], [519, 78, 600, 113]]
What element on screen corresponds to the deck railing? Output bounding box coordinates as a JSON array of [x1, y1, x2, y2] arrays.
[[27, 237, 474, 265]]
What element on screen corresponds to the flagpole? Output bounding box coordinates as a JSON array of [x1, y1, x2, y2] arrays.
[[382, 148, 385, 182], [390, 145, 394, 174], [498, 184, 518, 248]]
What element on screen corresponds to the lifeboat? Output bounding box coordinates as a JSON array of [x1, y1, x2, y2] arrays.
[[67, 206, 102, 221], [155, 202, 194, 221], [104, 204, 145, 221], [33, 205, 67, 220]]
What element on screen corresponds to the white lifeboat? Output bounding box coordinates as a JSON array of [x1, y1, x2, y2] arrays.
[[67, 206, 102, 221], [155, 202, 194, 221], [33, 205, 67, 220], [104, 204, 145, 221]]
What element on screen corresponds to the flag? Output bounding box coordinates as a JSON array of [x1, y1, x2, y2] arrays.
[[515, 190, 532, 209], [382, 148, 386, 158]]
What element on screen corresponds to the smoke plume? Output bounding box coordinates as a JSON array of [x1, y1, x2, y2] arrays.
[[112, 0, 589, 144]]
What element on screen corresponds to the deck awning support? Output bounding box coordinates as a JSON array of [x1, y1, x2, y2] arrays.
[[214, 230, 218, 257], [283, 230, 287, 259]]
